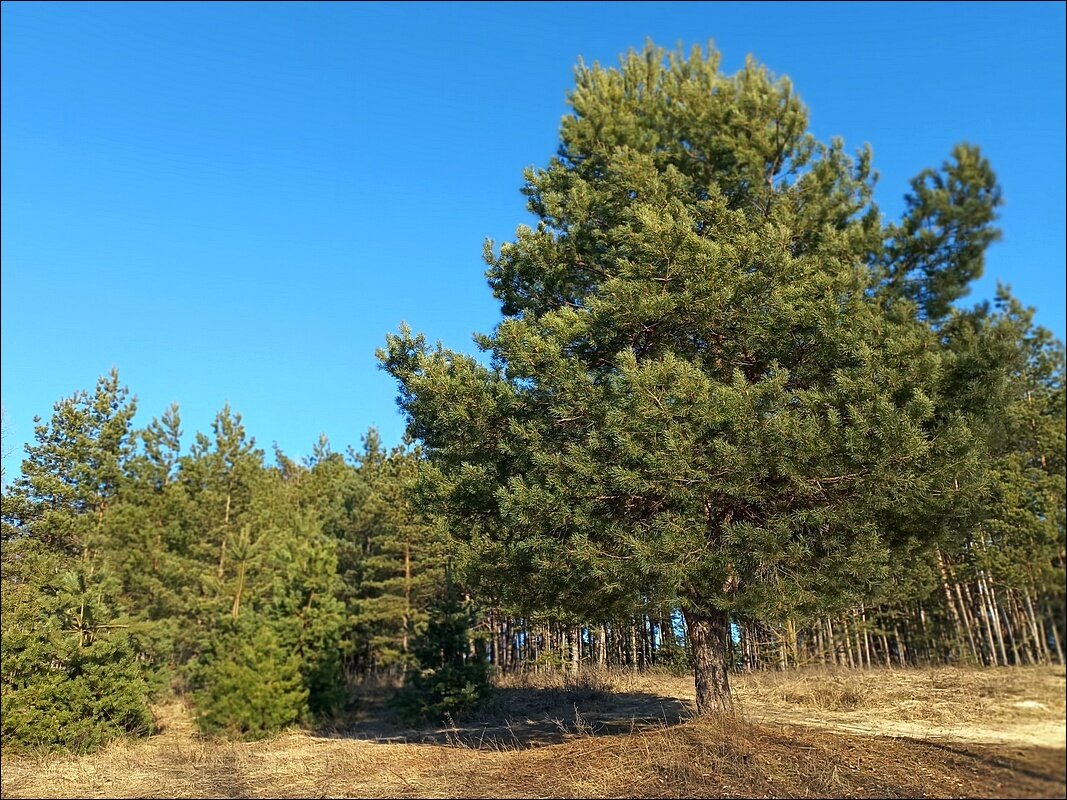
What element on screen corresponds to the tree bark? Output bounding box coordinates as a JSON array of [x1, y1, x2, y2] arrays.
[[402, 541, 411, 656], [1022, 589, 1049, 664], [682, 608, 733, 714], [568, 625, 580, 673], [826, 617, 840, 667], [1048, 603, 1065, 666]]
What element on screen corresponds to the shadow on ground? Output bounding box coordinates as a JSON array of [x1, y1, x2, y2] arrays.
[[316, 686, 694, 748], [921, 739, 1067, 786]]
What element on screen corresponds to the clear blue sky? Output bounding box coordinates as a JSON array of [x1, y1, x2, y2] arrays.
[[3, 1, 1064, 479]]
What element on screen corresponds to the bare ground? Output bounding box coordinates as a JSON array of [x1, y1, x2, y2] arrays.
[[3, 666, 1065, 799]]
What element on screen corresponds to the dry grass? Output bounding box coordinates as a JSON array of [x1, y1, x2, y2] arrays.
[[3, 666, 1065, 799], [734, 664, 1067, 726]]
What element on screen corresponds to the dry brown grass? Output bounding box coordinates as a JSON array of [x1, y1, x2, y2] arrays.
[[734, 664, 1067, 726], [3, 666, 1065, 799]]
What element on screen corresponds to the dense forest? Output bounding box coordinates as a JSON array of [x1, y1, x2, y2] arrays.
[[2, 44, 1064, 751]]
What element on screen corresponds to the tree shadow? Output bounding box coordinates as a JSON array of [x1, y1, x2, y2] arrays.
[[315, 686, 694, 749], [919, 739, 1067, 785]]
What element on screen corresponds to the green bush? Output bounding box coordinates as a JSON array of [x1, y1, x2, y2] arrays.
[[1, 573, 153, 752], [189, 616, 308, 740], [395, 577, 491, 723]]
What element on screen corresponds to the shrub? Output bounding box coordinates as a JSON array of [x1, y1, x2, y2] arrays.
[[1, 566, 152, 752], [189, 616, 308, 740], [395, 577, 491, 723]]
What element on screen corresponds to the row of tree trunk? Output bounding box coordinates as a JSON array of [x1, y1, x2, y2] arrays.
[[478, 570, 1064, 674], [481, 611, 687, 672]]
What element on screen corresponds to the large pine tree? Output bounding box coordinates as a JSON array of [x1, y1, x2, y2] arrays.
[[380, 44, 1009, 713]]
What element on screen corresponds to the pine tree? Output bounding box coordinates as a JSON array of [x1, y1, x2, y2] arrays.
[[180, 423, 348, 727], [1, 372, 152, 750], [189, 616, 308, 740], [344, 431, 447, 680], [3, 369, 137, 554], [881, 145, 1002, 322], [395, 570, 490, 723], [1, 566, 152, 752], [380, 44, 1009, 714]]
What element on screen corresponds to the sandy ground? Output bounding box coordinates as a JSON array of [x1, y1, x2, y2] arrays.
[[748, 710, 1066, 748]]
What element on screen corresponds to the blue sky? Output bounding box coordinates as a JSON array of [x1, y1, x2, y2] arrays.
[[2, 1, 1064, 478]]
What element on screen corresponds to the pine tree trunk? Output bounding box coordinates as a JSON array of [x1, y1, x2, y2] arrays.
[[969, 577, 996, 666], [218, 489, 232, 579], [682, 608, 733, 715], [231, 560, 245, 619], [785, 617, 799, 669], [1007, 590, 1031, 665], [1005, 605, 1021, 666], [826, 618, 840, 667], [936, 550, 974, 663], [402, 541, 412, 656], [859, 606, 872, 668], [893, 624, 907, 667], [488, 611, 498, 668], [981, 579, 1001, 665], [983, 575, 1010, 666], [957, 578, 986, 665], [1023, 589, 1049, 664], [568, 625, 580, 673], [1047, 601, 1065, 665], [661, 615, 676, 651], [917, 603, 932, 663], [840, 615, 855, 669]]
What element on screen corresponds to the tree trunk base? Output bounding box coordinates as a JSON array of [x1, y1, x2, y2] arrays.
[[683, 608, 733, 715]]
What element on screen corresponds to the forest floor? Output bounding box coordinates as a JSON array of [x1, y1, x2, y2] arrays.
[[2, 665, 1064, 799]]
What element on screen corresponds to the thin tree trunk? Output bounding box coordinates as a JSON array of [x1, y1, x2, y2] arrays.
[[402, 541, 411, 656], [1047, 601, 1065, 665], [826, 617, 840, 667], [893, 624, 907, 667], [682, 608, 733, 714], [917, 604, 928, 660], [1008, 590, 1033, 665], [785, 617, 799, 669], [977, 576, 1002, 669], [937, 550, 975, 663], [230, 560, 245, 619], [218, 489, 232, 578], [839, 615, 854, 669], [568, 625, 580, 673], [1004, 597, 1022, 665], [860, 606, 872, 668], [1023, 589, 1050, 664], [970, 576, 997, 666], [983, 575, 1010, 666]]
